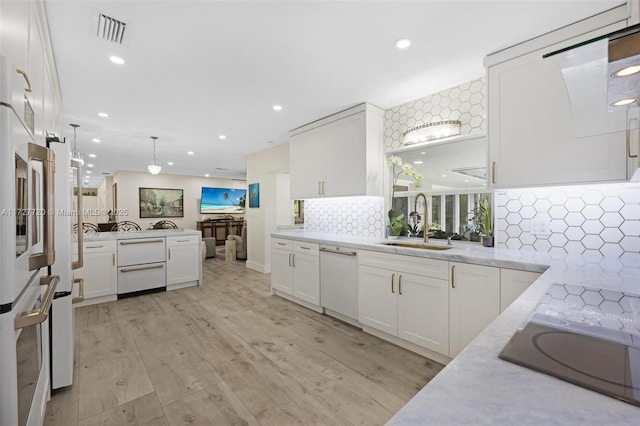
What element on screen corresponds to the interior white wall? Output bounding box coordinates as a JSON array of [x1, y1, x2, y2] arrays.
[[246, 143, 290, 273], [111, 170, 245, 230]]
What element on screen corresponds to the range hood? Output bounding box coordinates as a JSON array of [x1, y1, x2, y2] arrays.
[[545, 24, 640, 138]]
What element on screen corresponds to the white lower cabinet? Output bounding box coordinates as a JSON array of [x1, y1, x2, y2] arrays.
[[500, 269, 541, 312], [359, 251, 449, 356], [449, 262, 500, 358], [74, 241, 117, 301], [270, 238, 320, 308], [167, 235, 201, 287]]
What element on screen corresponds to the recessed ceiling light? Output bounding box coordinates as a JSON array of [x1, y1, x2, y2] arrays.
[[218, 134, 226, 140], [89, 154, 97, 158], [204, 174, 210, 177], [612, 98, 637, 106], [167, 162, 174, 166], [613, 65, 640, 77], [109, 56, 125, 65], [92, 138, 101, 143], [87, 163, 94, 168], [441, 174, 447, 177], [97, 112, 109, 118], [187, 151, 194, 155], [273, 105, 282, 111], [86, 170, 92, 174], [395, 38, 412, 49], [413, 160, 424, 165], [464, 179, 470, 183], [420, 151, 426, 155]]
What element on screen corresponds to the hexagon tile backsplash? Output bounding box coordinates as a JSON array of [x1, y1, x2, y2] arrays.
[[304, 196, 385, 238], [495, 182, 640, 262]]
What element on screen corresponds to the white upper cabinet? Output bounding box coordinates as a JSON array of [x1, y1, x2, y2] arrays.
[[289, 103, 384, 199], [0, 0, 29, 75], [486, 7, 635, 188]]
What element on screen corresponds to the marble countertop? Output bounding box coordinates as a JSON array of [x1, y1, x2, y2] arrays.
[[79, 228, 201, 241], [272, 230, 640, 424]]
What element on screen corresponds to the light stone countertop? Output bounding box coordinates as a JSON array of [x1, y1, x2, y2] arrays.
[[78, 228, 201, 242], [272, 230, 640, 425]]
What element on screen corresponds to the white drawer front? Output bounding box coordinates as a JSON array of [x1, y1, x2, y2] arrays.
[[117, 238, 166, 266], [75, 240, 116, 255], [294, 241, 319, 255], [272, 238, 293, 250], [117, 262, 166, 294], [359, 250, 449, 280], [167, 235, 200, 247]]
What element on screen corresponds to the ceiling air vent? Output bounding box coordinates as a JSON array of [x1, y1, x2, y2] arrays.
[[96, 13, 127, 44]]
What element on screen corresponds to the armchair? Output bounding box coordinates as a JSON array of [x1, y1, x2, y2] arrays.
[[226, 220, 247, 260]]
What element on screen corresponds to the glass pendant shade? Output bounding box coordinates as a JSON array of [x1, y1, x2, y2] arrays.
[[69, 123, 84, 165], [148, 136, 161, 175], [402, 120, 462, 146]]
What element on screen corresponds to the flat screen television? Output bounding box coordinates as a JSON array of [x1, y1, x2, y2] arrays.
[[200, 187, 246, 214]]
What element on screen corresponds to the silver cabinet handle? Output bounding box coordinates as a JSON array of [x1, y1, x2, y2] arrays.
[[119, 239, 164, 245], [86, 245, 104, 249], [491, 161, 496, 184], [321, 181, 325, 195], [319, 247, 357, 256], [399, 275, 403, 295], [176, 239, 190, 242], [299, 246, 311, 250], [72, 278, 84, 304], [318, 181, 322, 195], [628, 117, 638, 159], [292, 253, 295, 268], [277, 242, 287, 246], [288, 253, 292, 267], [14, 275, 58, 329], [16, 68, 32, 92], [451, 265, 456, 289], [168, 248, 171, 260], [391, 273, 395, 293], [120, 264, 164, 273], [112, 253, 115, 266]]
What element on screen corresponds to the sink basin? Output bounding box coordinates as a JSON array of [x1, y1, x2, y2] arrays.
[[380, 242, 452, 250]]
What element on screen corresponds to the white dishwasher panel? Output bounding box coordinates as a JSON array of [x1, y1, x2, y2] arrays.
[[117, 238, 166, 266], [118, 262, 166, 294], [320, 246, 359, 324]]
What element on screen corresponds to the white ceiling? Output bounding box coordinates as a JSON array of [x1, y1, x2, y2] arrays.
[[45, 0, 626, 186]]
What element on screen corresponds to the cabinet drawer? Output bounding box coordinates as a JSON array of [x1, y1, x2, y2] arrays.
[[167, 235, 199, 247], [272, 238, 293, 250], [77, 240, 116, 254], [117, 237, 166, 266], [117, 262, 166, 294], [294, 241, 319, 255], [359, 250, 449, 280]]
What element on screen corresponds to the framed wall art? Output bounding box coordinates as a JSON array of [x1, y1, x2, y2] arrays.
[[139, 187, 184, 218]]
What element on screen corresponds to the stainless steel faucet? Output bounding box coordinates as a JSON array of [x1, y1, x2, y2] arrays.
[[414, 193, 433, 243]]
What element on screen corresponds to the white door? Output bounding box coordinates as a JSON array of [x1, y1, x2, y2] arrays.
[[271, 248, 293, 294], [358, 265, 397, 336], [397, 272, 450, 356], [322, 112, 366, 196], [167, 244, 199, 285], [449, 262, 500, 357], [292, 252, 319, 305], [76, 250, 117, 299], [500, 269, 541, 312], [290, 127, 323, 198]]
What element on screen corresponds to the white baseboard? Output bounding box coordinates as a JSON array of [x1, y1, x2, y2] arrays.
[[362, 325, 452, 365], [246, 260, 269, 274]]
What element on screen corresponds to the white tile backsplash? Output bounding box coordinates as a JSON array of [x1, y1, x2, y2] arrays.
[[304, 196, 385, 238], [495, 182, 640, 263]]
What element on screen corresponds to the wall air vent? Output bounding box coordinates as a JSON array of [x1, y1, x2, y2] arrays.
[[96, 13, 127, 44]]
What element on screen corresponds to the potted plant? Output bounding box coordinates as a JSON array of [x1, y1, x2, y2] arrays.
[[479, 197, 494, 247], [388, 155, 422, 237]]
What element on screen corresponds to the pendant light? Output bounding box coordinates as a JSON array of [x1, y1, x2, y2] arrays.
[[69, 123, 84, 165], [148, 136, 161, 175]]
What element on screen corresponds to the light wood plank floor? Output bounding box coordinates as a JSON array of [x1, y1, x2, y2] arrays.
[[45, 248, 443, 425]]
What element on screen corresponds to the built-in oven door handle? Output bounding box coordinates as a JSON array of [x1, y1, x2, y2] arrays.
[[28, 143, 56, 271], [72, 278, 84, 304], [72, 159, 84, 271], [14, 275, 59, 329], [120, 264, 164, 273], [119, 239, 164, 245]]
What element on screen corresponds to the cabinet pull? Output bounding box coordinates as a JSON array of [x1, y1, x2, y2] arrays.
[[112, 253, 115, 266], [288, 253, 292, 267], [120, 264, 164, 273], [16, 69, 32, 92], [391, 273, 395, 293], [119, 239, 164, 245], [277, 242, 287, 246], [292, 253, 295, 267], [176, 239, 190, 242], [399, 275, 403, 295], [628, 118, 638, 158], [491, 161, 496, 184], [14, 275, 58, 329], [322, 181, 325, 195], [451, 265, 456, 289], [86, 245, 104, 249], [72, 278, 84, 304], [299, 246, 311, 250], [318, 181, 322, 195], [168, 248, 171, 260]]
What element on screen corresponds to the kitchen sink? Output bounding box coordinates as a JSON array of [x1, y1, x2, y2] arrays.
[[380, 241, 452, 250]]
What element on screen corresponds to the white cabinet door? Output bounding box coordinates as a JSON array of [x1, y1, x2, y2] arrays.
[[0, 0, 29, 84], [449, 262, 500, 357], [271, 247, 293, 294], [290, 127, 323, 199], [397, 272, 449, 356], [76, 249, 117, 299], [27, 5, 45, 143], [359, 265, 397, 336], [488, 23, 628, 188], [167, 244, 200, 286], [292, 252, 319, 305], [500, 269, 541, 312], [322, 112, 366, 197]]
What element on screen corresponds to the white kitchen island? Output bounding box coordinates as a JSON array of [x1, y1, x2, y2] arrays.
[[271, 231, 640, 425]]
